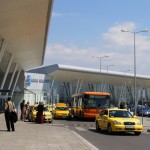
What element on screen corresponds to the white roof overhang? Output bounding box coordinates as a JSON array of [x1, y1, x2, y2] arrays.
[[0, 0, 53, 72], [28, 64, 150, 88]]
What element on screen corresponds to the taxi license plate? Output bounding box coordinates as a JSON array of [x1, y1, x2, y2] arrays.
[[125, 125, 134, 129]]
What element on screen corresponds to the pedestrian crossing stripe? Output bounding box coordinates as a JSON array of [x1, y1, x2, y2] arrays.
[[71, 124, 95, 127]]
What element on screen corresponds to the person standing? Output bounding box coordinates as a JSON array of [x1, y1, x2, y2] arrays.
[[20, 100, 25, 120], [4, 97, 15, 131], [24, 101, 30, 121], [36, 102, 44, 124]]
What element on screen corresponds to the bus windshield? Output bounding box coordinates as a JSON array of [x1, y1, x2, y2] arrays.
[[84, 95, 111, 109]]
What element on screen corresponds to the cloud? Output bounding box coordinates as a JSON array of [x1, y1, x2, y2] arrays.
[[101, 22, 150, 52], [52, 12, 79, 17], [52, 12, 63, 17], [100, 22, 150, 74], [44, 22, 150, 75]]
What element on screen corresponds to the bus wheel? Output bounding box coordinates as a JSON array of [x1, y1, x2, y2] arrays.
[[96, 121, 101, 132], [79, 111, 83, 120]]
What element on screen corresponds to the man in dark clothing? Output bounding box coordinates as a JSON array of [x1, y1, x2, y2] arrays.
[[20, 100, 25, 120], [4, 97, 15, 131], [120, 102, 125, 109]]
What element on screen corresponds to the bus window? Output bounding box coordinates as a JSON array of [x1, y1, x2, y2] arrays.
[[78, 97, 82, 107], [85, 99, 96, 108], [84, 96, 110, 109], [72, 97, 77, 107]]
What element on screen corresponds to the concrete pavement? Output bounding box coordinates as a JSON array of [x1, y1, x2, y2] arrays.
[[0, 114, 150, 150], [0, 114, 98, 150], [137, 116, 150, 133]]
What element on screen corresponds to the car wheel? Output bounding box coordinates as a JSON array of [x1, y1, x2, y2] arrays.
[[96, 121, 101, 132], [134, 132, 141, 136], [107, 124, 112, 134]]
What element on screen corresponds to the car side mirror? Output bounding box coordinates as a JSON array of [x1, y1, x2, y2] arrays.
[[133, 115, 137, 118]]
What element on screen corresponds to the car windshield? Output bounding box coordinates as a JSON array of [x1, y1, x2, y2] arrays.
[[84, 95, 111, 109], [34, 107, 37, 111], [55, 107, 68, 110], [109, 110, 133, 118], [33, 106, 48, 111], [43, 107, 48, 111]]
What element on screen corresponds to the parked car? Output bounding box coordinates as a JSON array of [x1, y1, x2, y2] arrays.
[[28, 104, 52, 123], [45, 104, 55, 113], [54, 103, 70, 119], [95, 107, 143, 135], [137, 107, 150, 116], [130, 105, 147, 115]]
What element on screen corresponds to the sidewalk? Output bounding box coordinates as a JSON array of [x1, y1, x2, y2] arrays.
[[0, 114, 150, 150], [137, 116, 150, 133], [0, 114, 98, 150]]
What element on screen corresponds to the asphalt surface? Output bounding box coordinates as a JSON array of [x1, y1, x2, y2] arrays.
[[0, 113, 150, 150], [53, 117, 150, 150]]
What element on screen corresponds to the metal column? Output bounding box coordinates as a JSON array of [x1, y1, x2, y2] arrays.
[[0, 54, 14, 90], [11, 70, 21, 96], [0, 39, 7, 63], [6, 63, 18, 96]]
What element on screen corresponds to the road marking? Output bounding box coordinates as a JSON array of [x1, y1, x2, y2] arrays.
[[72, 131, 99, 150], [75, 127, 87, 131], [71, 124, 95, 127]]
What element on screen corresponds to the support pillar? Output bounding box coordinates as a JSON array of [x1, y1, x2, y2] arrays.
[[11, 70, 21, 96], [6, 63, 18, 96], [0, 39, 7, 63], [0, 54, 14, 90]]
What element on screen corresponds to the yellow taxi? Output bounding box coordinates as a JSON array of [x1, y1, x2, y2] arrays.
[[28, 104, 38, 122], [95, 107, 143, 135], [45, 104, 55, 113], [28, 104, 52, 123], [54, 103, 70, 119]]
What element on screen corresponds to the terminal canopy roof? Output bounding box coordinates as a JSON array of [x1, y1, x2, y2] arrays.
[[28, 64, 150, 88], [0, 0, 53, 73]]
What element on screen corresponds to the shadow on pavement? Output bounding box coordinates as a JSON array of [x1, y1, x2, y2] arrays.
[[0, 130, 8, 132], [88, 128, 137, 136]]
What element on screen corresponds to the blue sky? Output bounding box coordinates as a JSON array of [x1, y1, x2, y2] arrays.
[[44, 0, 150, 75]]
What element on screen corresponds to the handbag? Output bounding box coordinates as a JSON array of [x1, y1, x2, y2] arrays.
[[11, 111, 18, 123]]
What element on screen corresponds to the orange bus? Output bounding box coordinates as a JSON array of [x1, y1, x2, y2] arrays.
[[71, 92, 111, 119]]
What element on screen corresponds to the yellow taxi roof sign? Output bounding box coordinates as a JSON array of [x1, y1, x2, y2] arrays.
[[56, 103, 67, 107]]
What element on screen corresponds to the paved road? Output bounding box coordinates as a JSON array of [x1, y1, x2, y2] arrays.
[[53, 118, 150, 150], [1, 113, 150, 150]]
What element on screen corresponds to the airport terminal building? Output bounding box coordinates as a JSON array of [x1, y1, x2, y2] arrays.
[[25, 64, 150, 107], [0, 0, 53, 112], [1, 0, 150, 113]]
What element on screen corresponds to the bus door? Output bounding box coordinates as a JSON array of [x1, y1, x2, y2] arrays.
[[71, 97, 77, 117], [76, 96, 82, 117]]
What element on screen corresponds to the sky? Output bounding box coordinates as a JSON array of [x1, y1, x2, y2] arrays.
[[44, 0, 150, 76]]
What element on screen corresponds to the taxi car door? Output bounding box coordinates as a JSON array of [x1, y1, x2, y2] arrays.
[[102, 110, 109, 129], [98, 111, 105, 128]]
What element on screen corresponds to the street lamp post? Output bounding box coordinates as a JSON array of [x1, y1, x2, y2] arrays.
[[120, 69, 130, 103], [121, 29, 148, 115], [107, 65, 114, 92], [92, 56, 109, 91]]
